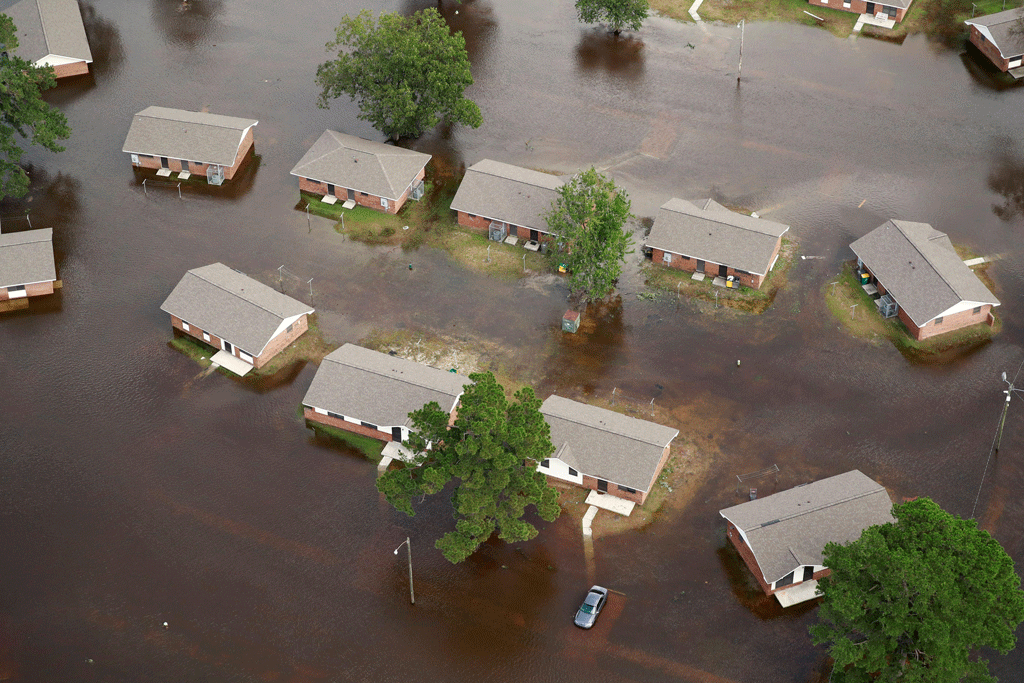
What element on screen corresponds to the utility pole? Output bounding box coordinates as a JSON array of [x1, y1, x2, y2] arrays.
[[996, 371, 1024, 452], [394, 537, 414, 604], [737, 19, 745, 84]]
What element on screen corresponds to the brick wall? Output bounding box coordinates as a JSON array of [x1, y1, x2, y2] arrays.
[[902, 304, 994, 341], [128, 126, 255, 180], [0, 281, 54, 301], [807, 0, 908, 21], [50, 61, 90, 79], [304, 407, 393, 442], [456, 211, 552, 243], [170, 313, 309, 368], [574, 474, 646, 505], [224, 127, 256, 180], [651, 248, 765, 289], [726, 521, 832, 595], [969, 25, 1011, 71], [298, 166, 423, 215]]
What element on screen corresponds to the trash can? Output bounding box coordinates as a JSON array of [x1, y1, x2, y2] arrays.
[[562, 310, 581, 333]]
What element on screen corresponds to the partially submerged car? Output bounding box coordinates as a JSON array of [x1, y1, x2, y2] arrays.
[[573, 585, 608, 629]]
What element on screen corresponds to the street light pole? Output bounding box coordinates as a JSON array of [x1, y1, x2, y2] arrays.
[[996, 371, 1024, 452], [394, 537, 414, 605], [737, 19, 744, 84]]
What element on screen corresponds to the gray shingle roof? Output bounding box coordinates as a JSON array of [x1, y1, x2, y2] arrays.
[[450, 159, 564, 233], [160, 263, 313, 357], [646, 198, 790, 276], [966, 9, 1024, 59], [0, 228, 55, 288], [1, 0, 92, 64], [719, 470, 894, 585], [302, 344, 471, 429], [289, 131, 431, 201], [541, 395, 679, 493], [850, 220, 999, 326], [122, 107, 258, 167]]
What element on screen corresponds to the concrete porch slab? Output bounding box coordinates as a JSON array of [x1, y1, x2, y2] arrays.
[[691, 272, 705, 281], [774, 579, 821, 607], [321, 194, 338, 205], [524, 240, 541, 252], [712, 276, 727, 288], [382, 440, 418, 463], [503, 235, 519, 247], [210, 350, 253, 376], [177, 171, 192, 180], [342, 199, 357, 209], [156, 168, 172, 177], [585, 490, 636, 516], [1010, 65, 1024, 79]]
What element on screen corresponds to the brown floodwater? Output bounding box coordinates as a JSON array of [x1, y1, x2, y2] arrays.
[[2, 1, 1024, 681]]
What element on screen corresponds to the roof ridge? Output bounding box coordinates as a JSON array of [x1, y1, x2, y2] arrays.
[[669, 201, 784, 237], [750, 485, 886, 529], [34, 0, 52, 52], [140, 112, 254, 132], [329, 353, 466, 396], [190, 268, 289, 319], [891, 221, 963, 300], [545, 400, 673, 447]]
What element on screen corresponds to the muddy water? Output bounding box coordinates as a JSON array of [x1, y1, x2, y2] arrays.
[[2, 0, 1024, 681]]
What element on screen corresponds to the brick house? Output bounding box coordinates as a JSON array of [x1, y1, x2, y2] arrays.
[[720, 470, 894, 607], [0, 228, 56, 302], [122, 107, 258, 184], [160, 263, 313, 372], [539, 395, 679, 506], [965, 9, 1024, 74], [2, 0, 92, 78], [850, 220, 1000, 341], [290, 131, 431, 215], [302, 343, 470, 445], [807, 0, 912, 23], [450, 159, 564, 243], [645, 198, 789, 290]]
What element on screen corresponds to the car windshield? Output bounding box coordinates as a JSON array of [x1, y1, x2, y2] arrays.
[[579, 604, 594, 614]]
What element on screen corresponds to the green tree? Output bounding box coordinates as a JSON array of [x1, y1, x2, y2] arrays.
[[545, 167, 633, 306], [0, 15, 72, 201], [575, 0, 649, 35], [811, 498, 1024, 683], [315, 8, 482, 141], [376, 372, 560, 564]]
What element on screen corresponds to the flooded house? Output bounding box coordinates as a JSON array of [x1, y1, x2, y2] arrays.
[[965, 9, 1024, 76], [806, 0, 912, 25], [122, 107, 258, 184], [301, 343, 469, 446], [0, 228, 56, 303], [290, 131, 430, 214], [450, 159, 564, 246], [1, 0, 92, 78], [720, 470, 894, 607], [160, 263, 313, 374], [538, 395, 679, 506], [850, 220, 1000, 340], [645, 198, 789, 290]]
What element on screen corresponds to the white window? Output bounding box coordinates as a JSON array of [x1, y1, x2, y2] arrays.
[[181, 321, 190, 331], [314, 407, 328, 416], [843, 0, 851, 6], [663, 252, 673, 264], [131, 154, 140, 165], [239, 351, 254, 364], [381, 197, 389, 210], [202, 332, 211, 342], [7, 285, 27, 299]]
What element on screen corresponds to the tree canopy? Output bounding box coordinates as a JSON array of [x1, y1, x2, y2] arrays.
[[545, 167, 633, 306], [811, 497, 1024, 683], [315, 8, 482, 141], [0, 15, 72, 201], [575, 0, 649, 34], [376, 372, 561, 564]]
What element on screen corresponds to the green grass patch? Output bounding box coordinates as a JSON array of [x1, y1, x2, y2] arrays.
[[824, 261, 999, 361], [643, 237, 796, 314], [429, 229, 552, 280], [169, 334, 215, 366], [307, 421, 386, 462], [655, 0, 858, 37]]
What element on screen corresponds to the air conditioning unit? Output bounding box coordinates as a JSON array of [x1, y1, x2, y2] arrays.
[[489, 221, 508, 242]]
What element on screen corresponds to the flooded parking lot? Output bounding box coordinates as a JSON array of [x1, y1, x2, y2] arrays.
[[2, 0, 1024, 681]]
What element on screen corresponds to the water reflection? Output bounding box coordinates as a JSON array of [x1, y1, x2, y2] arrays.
[[129, 152, 262, 202], [0, 166, 83, 263], [988, 146, 1024, 222], [80, 1, 125, 76], [545, 295, 627, 395], [150, 0, 225, 48], [574, 30, 645, 83]]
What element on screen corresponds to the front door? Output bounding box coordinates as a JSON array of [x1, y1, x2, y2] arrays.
[[802, 566, 814, 581], [719, 264, 728, 277], [223, 340, 233, 354], [696, 259, 705, 273], [327, 183, 335, 196], [181, 160, 189, 172], [347, 188, 355, 200], [160, 156, 169, 168], [865, 1, 875, 12], [530, 229, 539, 241], [391, 427, 403, 442], [597, 479, 608, 493]]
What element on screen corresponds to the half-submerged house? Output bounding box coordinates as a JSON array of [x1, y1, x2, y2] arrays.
[[160, 263, 313, 374], [290, 131, 430, 214], [123, 107, 258, 184], [0, 228, 56, 303], [720, 470, 894, 607], [850, 220, 999, 340], [646, 198, 789, 290], [302, 343, 470, 444], [539, 395, 678, 506], [806, 0, 912, 25], [450, 159, 563, 244], [965, 9, 1024, 75], [1, 0, 92, 78]]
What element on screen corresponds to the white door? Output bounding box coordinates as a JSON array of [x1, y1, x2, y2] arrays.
[[1010, 58, 1022, 69], [380, 197, 389, 210]]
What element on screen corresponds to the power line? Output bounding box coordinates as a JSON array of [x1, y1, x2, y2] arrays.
[[971, 357, 1024, 519]]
